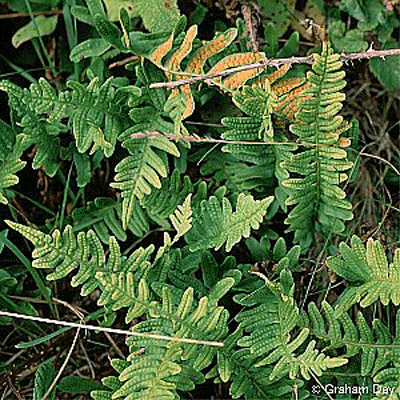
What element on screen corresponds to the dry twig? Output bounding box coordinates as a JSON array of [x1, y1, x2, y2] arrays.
[[149, 48, 400, 89]]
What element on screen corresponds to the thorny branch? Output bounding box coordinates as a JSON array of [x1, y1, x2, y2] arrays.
[[149, 47, 400, 89], [130, 132, 400, 177], [130, 131, 344, 148]]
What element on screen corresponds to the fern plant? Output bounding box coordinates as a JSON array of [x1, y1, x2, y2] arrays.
[[9, 208, 400, 399], [2, 1, 399, 399]]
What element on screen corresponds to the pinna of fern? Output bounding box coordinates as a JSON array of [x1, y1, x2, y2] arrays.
[[281, 41, 354, 249], [327, 235, 400, 314]]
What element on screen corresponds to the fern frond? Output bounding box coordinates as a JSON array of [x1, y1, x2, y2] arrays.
[[150, 26, 199, 133], [0, 77, 140, 158], [150, 32, 174, 66], [93, 279, 234, 400], [327, 235, 400, 310], [234, 272, 347, 382], [169, 194, 192, 239], [186, 28, 237, 74], [111, 135, 180, 229], [0, 127, 26, 205], [64, 77, 138, 156], [220, 107, 294, 210], [141, 168, 193, 228], [144, 25, 267, 132], [94, 319, 182, 400], [5, 221, 154, 301], [281, 41, 353, 248], [373, 367, 400, 399], [0, 80, 63, 176], [156, 194, 193, 260], [306, 301, 396, 377], [71, 197, 127, 243], [71, 195, 150, 242], [300, 291, 400, 378], [186, 193, 273, 252], [213, 328, 308, 400], [166, 25, 197, 78], [222, 67, 264, 91], [208, 52, 263, 76], [232, 84, 277, 140]]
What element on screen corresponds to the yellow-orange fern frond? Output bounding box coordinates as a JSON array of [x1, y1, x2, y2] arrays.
[[186, 28, 237, 74], [150, 33, 174, 67], [272, 77, 306, 97], [208, 52, 264, 76], [167, 25, 198, 78], [258, 64, 290, 87], [222, 67, 264, 90]]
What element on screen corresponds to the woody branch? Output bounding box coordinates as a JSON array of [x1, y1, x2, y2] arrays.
[[149, 48, 400, 90]]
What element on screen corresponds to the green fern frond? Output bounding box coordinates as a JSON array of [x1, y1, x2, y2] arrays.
[[142, 169, 193, 228], [93, 279, 234, 400], [186, 193, 273, 252], [71, 196, 150, 242], [111, 135, 180, 229], [93, 320, 181, 400], [225, 349, 307, 399], [281, 41, 353, 248], [234, 272, 347, 382], [220, 91, 296, 210], [306, 301, 394, 376], [5, 221, 154, 302], [155, 194, 193, 260], [373, 367, 400, 399], [0, 80, 62, 176], [213, 328, 308, 400], [169, 194, 193, 240], [327, 235, 400, 310], [71, 197, 127, 243], [221, 115, 271, 163], [64, 77, 139, 155], [232, 84, 277, 140], [0, 128, 26, 205], [0, 77, 140, 158], [296, 340, 347, 380]]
